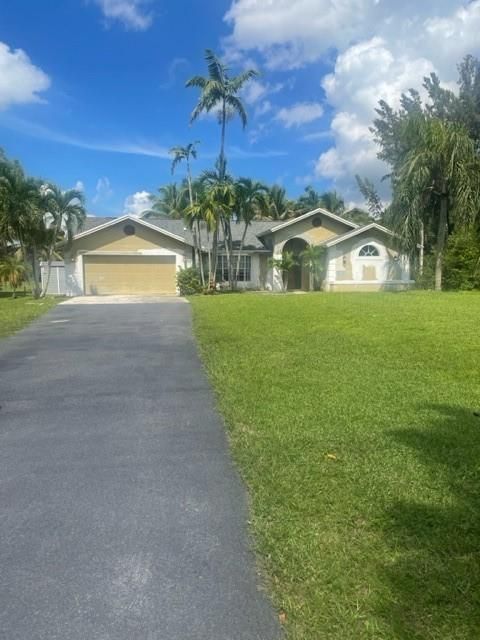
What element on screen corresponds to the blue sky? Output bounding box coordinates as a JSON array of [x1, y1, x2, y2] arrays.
[[0, 1, 478, 215]]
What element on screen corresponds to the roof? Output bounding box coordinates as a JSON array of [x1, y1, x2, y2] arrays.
[[324, 223, 394, 248], [77, 215, 274, 251], [257, 207, 358, 236], [73, 215, 192, 246]]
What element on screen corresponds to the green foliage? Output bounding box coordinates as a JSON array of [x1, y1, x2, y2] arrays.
[[0, 255, 26, 297], [176, 266, 203, 295], [268, 251, 297, 292], [300, 245, 326, 290], [192, 292, 480, 639], [443, 229, 480, 290]]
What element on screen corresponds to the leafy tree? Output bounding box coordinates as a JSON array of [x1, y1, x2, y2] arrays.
[[0, 163, 46, 297], [148, 183, 188, 219], [261, 185, 296, 220], [317, 190, 346, 215], [186, 49, 257, 180], [295, 187, 346, 216], [0, 255, 25, 297], [355, 176, 385, 219], [389, 115, 480, 290]]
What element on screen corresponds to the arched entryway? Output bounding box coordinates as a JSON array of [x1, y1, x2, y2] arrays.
[[283, 237, 309, 291]]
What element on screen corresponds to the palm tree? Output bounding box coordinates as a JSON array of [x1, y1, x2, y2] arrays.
[[261, 185, 295, 220], [186, 49, 257, 180], [148, 183, 187, 219], [319, 191, 346, 215], [0, 163, 45, 297], [234, 178, 267, 283], [391, 115, 480, 290], [295, 186, 323, 214], [0, 255, 26, 297], [300, 245, 326, 290], [41, 185, 86, 297], [169, 142, 204, 284]]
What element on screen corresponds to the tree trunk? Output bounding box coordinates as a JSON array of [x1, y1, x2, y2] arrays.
[[435, 195, 448, 291], [219, 101, 227, 180], [196, 220, 205, 286], [419, 222, 425, 277], [211, 226, 218, 290], [31, 246, 41, 299]]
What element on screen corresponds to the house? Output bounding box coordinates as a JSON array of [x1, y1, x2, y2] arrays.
[[64, 208, 412, 296]]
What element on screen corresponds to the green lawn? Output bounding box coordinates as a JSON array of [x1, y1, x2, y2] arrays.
[[0, 294, 61, 339], [191, 292, 480, 640]]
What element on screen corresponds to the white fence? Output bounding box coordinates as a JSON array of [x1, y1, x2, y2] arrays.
[[40, 261, 66, 295]]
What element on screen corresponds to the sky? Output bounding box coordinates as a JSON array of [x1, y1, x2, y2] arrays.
[[1, 0, 480, 216]]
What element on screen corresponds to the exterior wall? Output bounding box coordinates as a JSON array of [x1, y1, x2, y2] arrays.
[[325, 232, 412, 292], [65, 221, 192, 296], [270, 214, 354, 292]]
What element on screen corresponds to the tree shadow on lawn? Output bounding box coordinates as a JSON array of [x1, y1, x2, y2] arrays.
[[379, 405, 480, 639]]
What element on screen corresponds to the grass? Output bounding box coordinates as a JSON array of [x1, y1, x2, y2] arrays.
[[0, 294, 61, 339], [191, 291, 480, 640]]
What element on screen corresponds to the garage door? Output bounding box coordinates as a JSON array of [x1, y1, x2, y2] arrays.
[[83, 255, 177, 295]]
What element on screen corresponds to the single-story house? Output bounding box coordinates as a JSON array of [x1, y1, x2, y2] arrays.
[[64, 208, 412, 296]]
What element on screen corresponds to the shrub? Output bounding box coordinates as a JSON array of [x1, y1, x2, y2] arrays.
[[443, 229, 480, 290], [176, 267, 203, 295]]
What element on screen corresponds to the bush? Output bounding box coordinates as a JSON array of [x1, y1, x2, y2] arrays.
[[443, 229, 480, 290], [176, 267, 203, 295]]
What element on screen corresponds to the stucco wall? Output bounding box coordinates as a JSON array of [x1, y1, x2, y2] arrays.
[[326, 230, 411, 291], [65, 221, 192, 296]]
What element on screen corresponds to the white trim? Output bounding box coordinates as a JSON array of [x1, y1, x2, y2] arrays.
[[330, 279, 415, 285], [72, 215, 192, 246], [257, 207, 358, 236], [325, 223, 394, 248]]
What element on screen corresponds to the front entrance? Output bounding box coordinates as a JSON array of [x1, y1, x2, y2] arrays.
[[283, 238, 309, 291]]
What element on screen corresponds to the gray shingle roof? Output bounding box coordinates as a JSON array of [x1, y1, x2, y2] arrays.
[[80, 215, 274, 251]]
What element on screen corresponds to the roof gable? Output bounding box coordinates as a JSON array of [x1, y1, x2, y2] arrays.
[[257, 207, 358, 237], [325, 223, 394, 248], [73, 215, 192, 246]]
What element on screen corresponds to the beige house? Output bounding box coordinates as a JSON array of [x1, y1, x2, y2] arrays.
[[64, 208, 412, 296]]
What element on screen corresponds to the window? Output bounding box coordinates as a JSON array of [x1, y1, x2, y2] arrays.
[[123, 224, 135, 236], [215, 255, 251, 282], [312, 216, 323, 227], [359, 244, 379, 257]]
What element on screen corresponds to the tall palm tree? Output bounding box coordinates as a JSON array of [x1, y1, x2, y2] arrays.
[[234, 178, 267, 282], [261, 185, 296, 220], [300, 245, 326, 291], [41, 184, 86, 297], [186, 49, 257, 180], [391, 115, 480, 290], [148, 183, 188, 219], [169, 142, 204, 284]]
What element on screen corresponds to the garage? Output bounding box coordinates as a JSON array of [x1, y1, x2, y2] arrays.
[[83, 254, 177, 295]]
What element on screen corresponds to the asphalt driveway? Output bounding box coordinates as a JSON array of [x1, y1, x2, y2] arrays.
[[0, 300, 280, 640]]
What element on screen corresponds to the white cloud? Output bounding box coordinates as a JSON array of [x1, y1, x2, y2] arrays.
[[0, 42, 50, 109], [275, 102, 324, 128], [124, 191, 152, 216], [92, 0, 153, 30], [74, 180, 85, 192], [224, 0, 480, 200], [93, 177, 113, 203]]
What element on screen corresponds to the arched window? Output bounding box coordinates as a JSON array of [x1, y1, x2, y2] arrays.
[[359, 244, 380, 257]]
